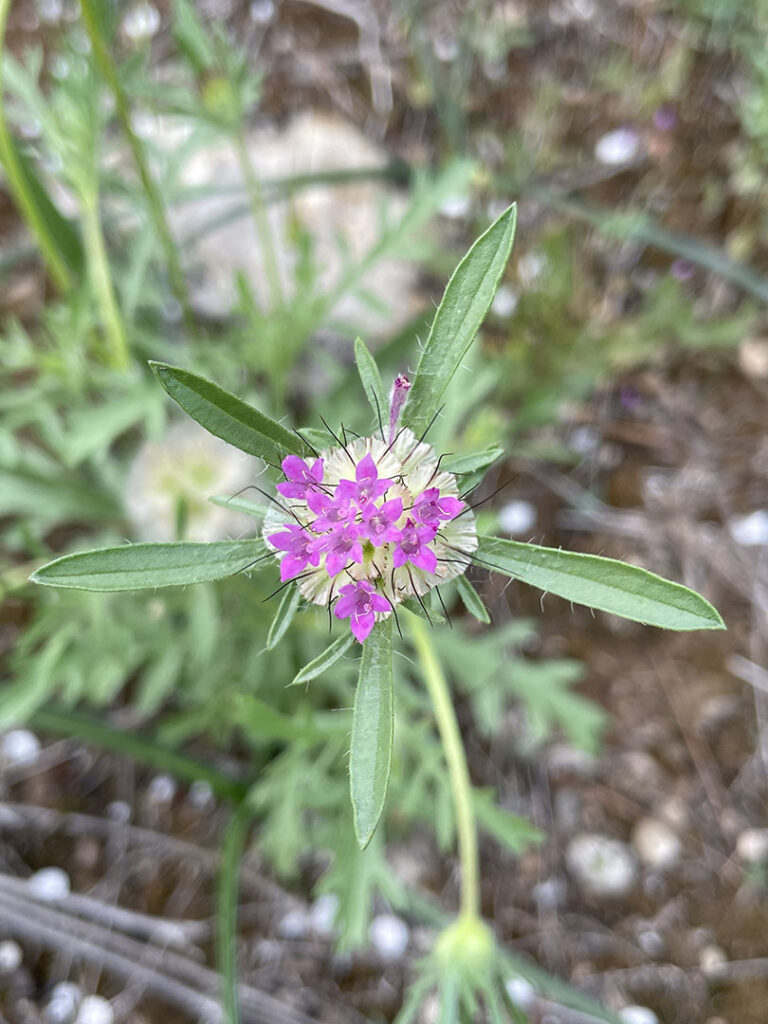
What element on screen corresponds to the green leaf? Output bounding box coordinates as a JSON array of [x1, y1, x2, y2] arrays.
[[149, 362, 308, 466], [443, 447, 504, 477], [456, 575, 490, 624], [354, 337, 388, 427], [402, 203, 517, 436], [349, 619, 393, 849], [172, 0, 216, 72], [30, 539, 268, 592], [291, 632, 356, 685], [209, 494, 266, 521], [232, 694, 316, 742], [476, 535, 725, 631], [266, 584, 300, 650], [473, 788, 543, 854]]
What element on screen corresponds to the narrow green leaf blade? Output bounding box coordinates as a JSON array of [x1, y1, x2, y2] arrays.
[[456, 575, 491, 624], [402, 203, 517, 435], [443, 447, 504, 477], [266, 583, 300, 650], [476, 536, 725, 631], [354, 337, 388, 426], [209, 494, 266, 521], [30, 539, 268, 592], [291, 632, 356, 685], [350, 619, 393, 849], [149, 362, 308, 465]]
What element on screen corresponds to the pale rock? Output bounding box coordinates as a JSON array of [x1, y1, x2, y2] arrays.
[[729, 510, 768, 546], [546, 742, 598, 778], [0, 939, 23, 972], [146, 774, 176, 806], [699, 944, 727, 975], [498, 499, 537, 536], [120, 3, 161, 41], [368, 913, 409, 959], [566, 833, 638, 898], [736, 828, 768, 864], [619, 1008, 659, 1024], [173, 112, 418, 331], [532, 877, 567, 910], [595, 127, 641, 165], [28, 867, 71, 901], [45, 984, 83, 1024], [738, 338, 768, 379], [75, 996, 113, 1024], [248, 0, 275, 23], [0, 729, 41, 767], [631, 817, 682, 870], [188, 780, 215, 810], [276, 909, 309, 939], [491, 284, 519, 318], [309, 893, 339, 936], [505, 974, 536, 1009]]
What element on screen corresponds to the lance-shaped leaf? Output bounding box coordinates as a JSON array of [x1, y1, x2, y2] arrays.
[[476, 536, 724, 631], [266, 583, 300, 650], [291, 633, 356, 686], [30, 539, 268, 592], [354, 337, 388, 427], [349, 618, 393, 849], [456, 575, 491, 624], [149, 362, 309, 465], [402, 203, 517, 436]]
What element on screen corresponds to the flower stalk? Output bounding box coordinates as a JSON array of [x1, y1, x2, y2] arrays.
[[407, 610, 480, 923]]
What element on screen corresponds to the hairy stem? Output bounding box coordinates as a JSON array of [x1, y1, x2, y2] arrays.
[[407, 612, 479, 921]]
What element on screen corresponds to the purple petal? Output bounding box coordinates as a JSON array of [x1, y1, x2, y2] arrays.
[[370, 593, 391, 613], [282, 455, 309, 480], [276, 481, 307, 499], [411, 548, 437, 573], [350, 611, 375, 643], [280, 555, 306, 581], [309, 458, 325, 482], [438, 496, 464, 519], [356, 454, 378, 483]]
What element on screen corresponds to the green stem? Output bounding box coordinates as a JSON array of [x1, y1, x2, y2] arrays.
[[80, 189, 130, 370], [407, 612, 479, 921], [234, 131, 284, 311], [217, 802, 251, 1024], [0, 0, 71, 291], [31, 707, 249, 803], [78, 0, 193, 327]]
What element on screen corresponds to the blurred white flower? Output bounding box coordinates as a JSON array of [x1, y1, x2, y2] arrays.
[[125, 422, 257, 542]]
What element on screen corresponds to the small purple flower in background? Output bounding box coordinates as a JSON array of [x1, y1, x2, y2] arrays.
[[653, 105, 676, 132], [267, 523, 322, 580], [671, 258, 695, 281], [263, 375, 478, 641], [334, 581, 392, 643], [412, 487, 464, 527], [276, 455, 325, 499], [393, 519, 438, 574]]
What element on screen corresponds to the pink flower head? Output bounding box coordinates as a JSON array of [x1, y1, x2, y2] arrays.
[[336, 453, 393, 506], [412, 487, 464, 526], [392, 518, 438, 573], [360, 497, 403, 546], [334, 580, 390, 643], [267, 523, 321, 581], [276, 455, 324, 499], [307, 488, 352, 532], [320, 523, 365, 576]]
